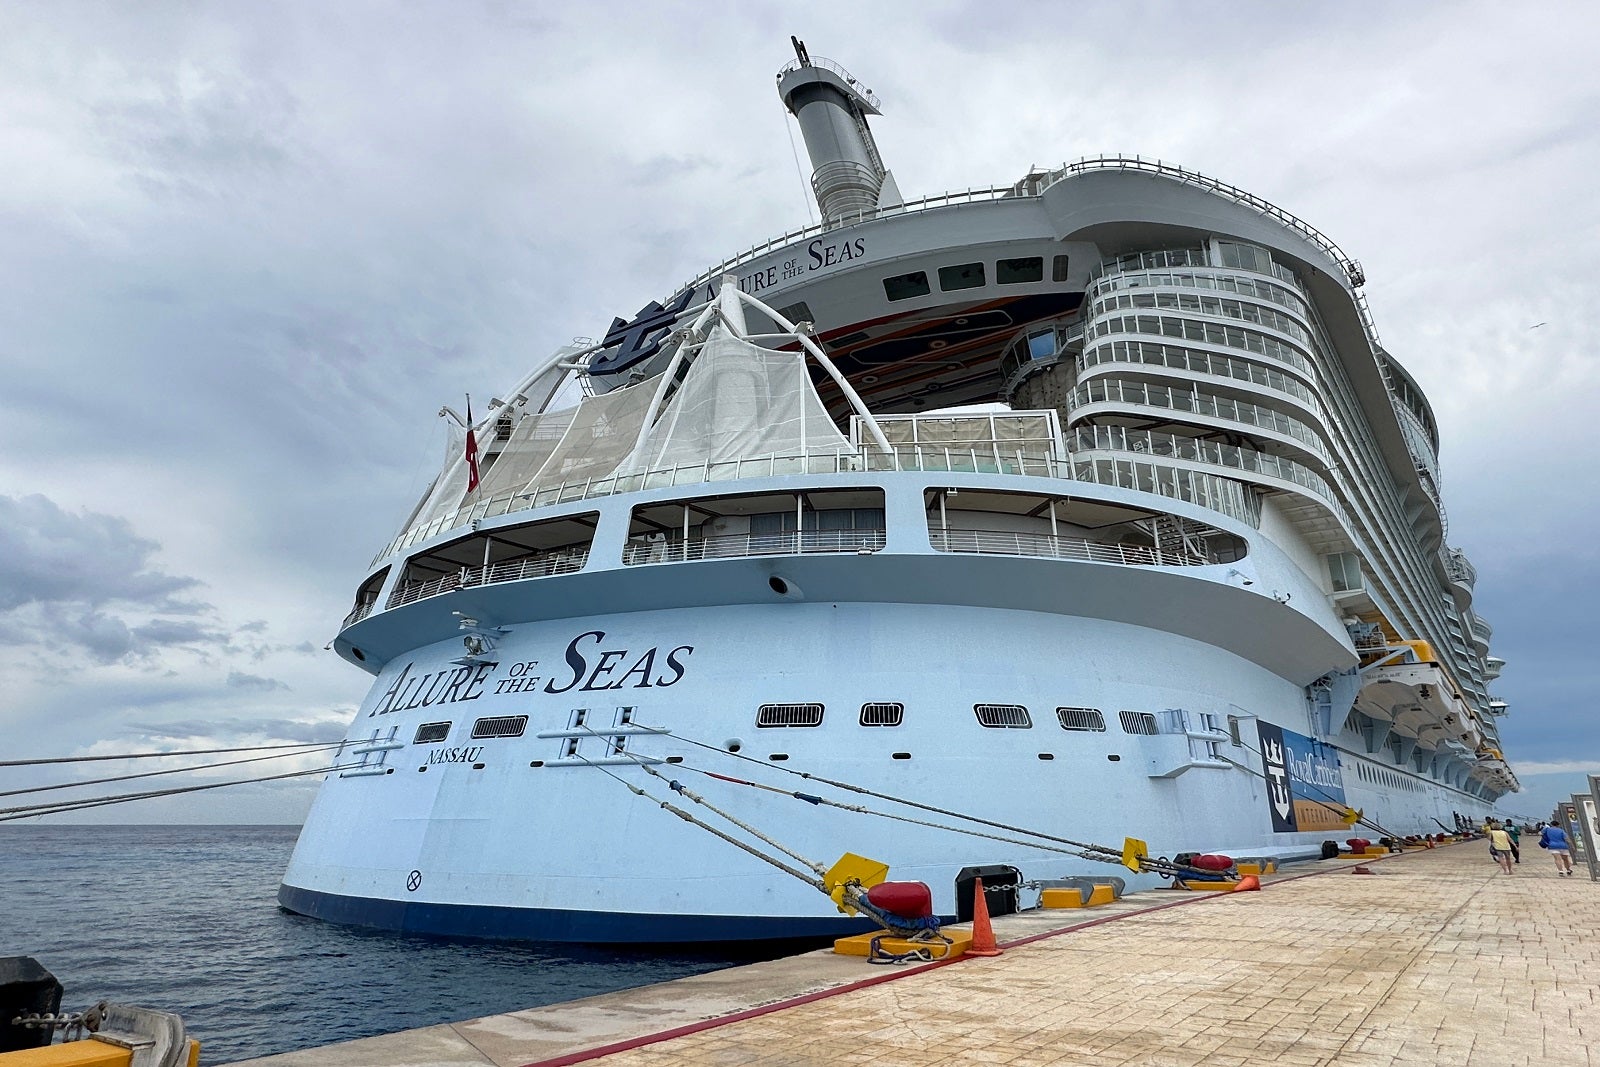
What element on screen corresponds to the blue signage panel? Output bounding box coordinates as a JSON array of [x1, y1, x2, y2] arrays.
[[1258, 722, 1348, 833]]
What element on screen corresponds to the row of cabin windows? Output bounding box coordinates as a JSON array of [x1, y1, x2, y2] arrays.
[[755, 703, 1158, 734], [1355, 760, 1421, 792], [883, 255, 1070, 302]]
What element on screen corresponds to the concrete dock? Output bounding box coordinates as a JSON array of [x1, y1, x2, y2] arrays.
[[233, 844, 1598, 1066]]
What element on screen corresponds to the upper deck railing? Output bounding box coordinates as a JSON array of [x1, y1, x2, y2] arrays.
[[777, 55, 882, 110], [1037, 157, 1366, 291], [370, 438, 1274, 568], [669, 155, 1370, 308]]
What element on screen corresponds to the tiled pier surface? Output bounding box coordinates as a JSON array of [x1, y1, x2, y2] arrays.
[[232, 844, 1597, 1067]]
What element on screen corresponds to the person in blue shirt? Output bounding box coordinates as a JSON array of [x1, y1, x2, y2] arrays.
[[1539, 822, 1575, 876]]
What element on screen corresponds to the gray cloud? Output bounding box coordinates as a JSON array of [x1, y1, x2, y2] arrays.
[[1, 1, 1595, 822], [226, 671, 289, 692], [125, 716, 347, 744], [0, 494, 201, 612]]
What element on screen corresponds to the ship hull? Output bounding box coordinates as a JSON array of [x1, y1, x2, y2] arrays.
[[281, 591, 1495, 943]]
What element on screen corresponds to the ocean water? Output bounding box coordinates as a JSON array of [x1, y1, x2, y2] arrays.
[[0, 825, 769, 1063]]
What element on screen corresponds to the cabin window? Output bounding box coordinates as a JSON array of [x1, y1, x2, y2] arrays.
[[756, 703, 825, 728], [1326, 552, 1363, 593], [413, 722, 451, 744], [996, 257, 1043, 284], [860, 702, 904, 727], [1119, 711, 1159, 735], [939, 262, 986, 291], [1056, 707, 1107, 732], [975, 704, 1032, 729], [883, 271, 930, 301], [1052, 255, 1070, 282], [471, 715, 529, 739]]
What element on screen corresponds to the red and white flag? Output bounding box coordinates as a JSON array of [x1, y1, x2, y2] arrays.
[[465, 396, 481, 493]]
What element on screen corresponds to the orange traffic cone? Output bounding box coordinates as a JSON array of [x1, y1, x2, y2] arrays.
[[1231, 874, 1261, 892], [967, 876, 1003, 957]]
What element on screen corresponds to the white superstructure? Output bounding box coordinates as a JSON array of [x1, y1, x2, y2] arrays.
[[280, 45, 1515, 942]]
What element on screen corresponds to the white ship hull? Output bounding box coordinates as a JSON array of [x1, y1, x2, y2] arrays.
[[282, 46, 1514, 942], [282, 475, 1498, 941]]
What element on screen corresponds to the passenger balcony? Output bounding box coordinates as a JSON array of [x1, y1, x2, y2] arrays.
[[385, 547, 590, 611], [622, 527, 885, 565], [929, 528, 1206, 567]]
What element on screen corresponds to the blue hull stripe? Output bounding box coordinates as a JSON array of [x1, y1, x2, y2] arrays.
[[277, 883, 878, 943]]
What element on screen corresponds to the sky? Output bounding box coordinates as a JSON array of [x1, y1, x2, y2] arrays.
[[1, 1, 1597, 825]]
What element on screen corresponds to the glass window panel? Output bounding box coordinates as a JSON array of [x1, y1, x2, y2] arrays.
[[883, 271, 931, 301], [996, 257, 1043, 284], [938, 262, 986, 291]]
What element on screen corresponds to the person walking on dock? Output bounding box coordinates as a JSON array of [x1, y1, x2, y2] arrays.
[[1539, 822, 1575, 876], [1505, 821, 1521, 863], [1488, 824, 1514, 875]]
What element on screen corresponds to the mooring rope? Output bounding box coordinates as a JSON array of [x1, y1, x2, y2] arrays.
[[569, 753, 826, 892], [656, 727, 1127, 861], [0, 763, 360, 822], [0, 743, 352, 800], [0, 741, 339, 768]]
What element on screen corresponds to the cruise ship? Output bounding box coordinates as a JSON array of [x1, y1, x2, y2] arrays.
[[280, 43, 1516, 942]]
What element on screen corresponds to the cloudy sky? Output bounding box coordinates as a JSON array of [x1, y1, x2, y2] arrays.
[[2, 1, 1597, 825]]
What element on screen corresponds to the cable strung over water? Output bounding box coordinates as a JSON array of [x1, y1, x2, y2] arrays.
[[0, 763, 359, 823], [0, 741, 339, 767], [0, 738, 357, 822], [0, 742, 351, 800]]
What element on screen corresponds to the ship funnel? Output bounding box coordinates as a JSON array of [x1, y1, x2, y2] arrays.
[[778, 38, 893, 225]]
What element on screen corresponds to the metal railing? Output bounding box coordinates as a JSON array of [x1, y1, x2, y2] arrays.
[[1079, 339, 1319, 411], [382, 548, 590, 612], [1084, 264, 1311, 320], [1442, 548, 1477, 587], [372, 448, 1067, 564], [929, 528, 1209, 567], [1073, 425, 1340, 510], [672, 184, 1018, 298], [1070, 379, 1332, 465], [342, 600, 378, 629], [1040, 156, 1365, 289], [622, 528, 885, 566], [1086, 283, 1313, 347], [777, 55, 882, 109]]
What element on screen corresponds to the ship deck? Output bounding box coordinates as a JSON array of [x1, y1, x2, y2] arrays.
[[231, 843, 1595, 1067]]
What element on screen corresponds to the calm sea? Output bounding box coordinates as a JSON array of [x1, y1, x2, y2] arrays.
[[0, 825, 769, 1063]]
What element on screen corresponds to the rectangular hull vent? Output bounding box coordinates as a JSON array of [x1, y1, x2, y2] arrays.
[[1056, 707, 1106, 732], [471, 715, 529, 739], [756, 703, 824, 728], [413, 722, 451, 744], [1119, 710, 1159, 735], [859, 702, 904, 727], [975, 704, 1032, 729]]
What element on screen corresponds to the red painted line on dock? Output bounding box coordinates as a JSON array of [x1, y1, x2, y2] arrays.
[[517, 842, 1456, 1067]]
